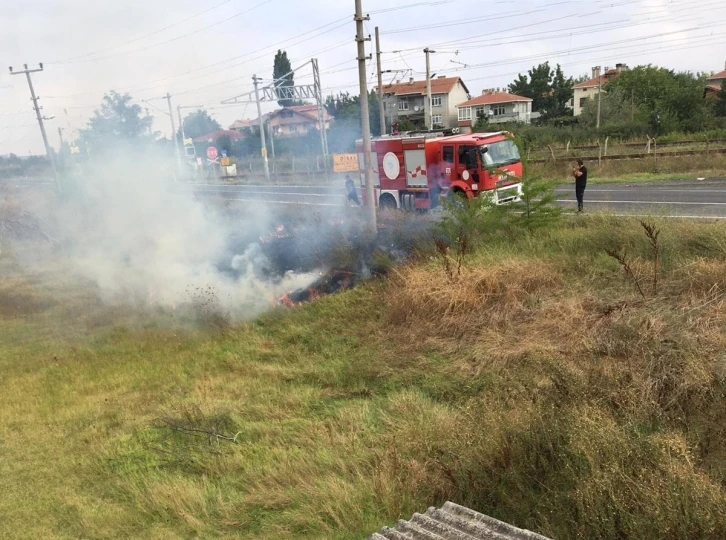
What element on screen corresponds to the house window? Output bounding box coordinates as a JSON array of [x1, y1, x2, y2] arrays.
[[431, 95, 442, 107], [492, 105, 506, 116], [475, 106, 486, 119], [432, 114, 442, 125], [290, 124, 299, 133], [579, 97, 589, 108], [398, 100, 409, 111], [458, 107, 472, 121]]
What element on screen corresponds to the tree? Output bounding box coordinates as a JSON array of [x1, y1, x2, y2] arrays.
[[579, 87, 632, 128], [324, 91, 381, 152], [715, 79, 726, 118], [79, 91, 153, 152], [181, 109, 221, 140], [273, 50, 294, 107], [550, 65, 574, 118], [605, 65, 710, 132], [215, 134, 233, 157], [508, 62, 573, 119]]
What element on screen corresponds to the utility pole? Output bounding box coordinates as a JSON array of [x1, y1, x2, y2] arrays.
[[58, 127, 64, 148], [424, 47, 435, 131], [164, 93, 182, 178], [253, 74, 271, 182], [355, 0, 377, 236], [177, 106, 186, 144], [9, 63, 59, 192], [596, 69, 602, 130], [375, 27, 386, 136]]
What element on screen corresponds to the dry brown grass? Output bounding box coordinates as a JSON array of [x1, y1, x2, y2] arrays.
[[378, 232, 726, 538]]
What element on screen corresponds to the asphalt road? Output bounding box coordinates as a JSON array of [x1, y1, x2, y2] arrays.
[[10, 178, 726, 218], [183, 179, 726, 218]]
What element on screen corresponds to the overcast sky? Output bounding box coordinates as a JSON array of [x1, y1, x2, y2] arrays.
[[2, 0, 726, 155]]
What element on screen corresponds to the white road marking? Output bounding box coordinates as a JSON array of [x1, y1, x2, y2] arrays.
[[224, 198, 341, 207], [558, 199, 726, 206], [192, 189, 335, 197]]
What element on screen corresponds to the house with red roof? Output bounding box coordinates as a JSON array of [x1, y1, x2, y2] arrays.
[[573, 63, 628, 116], [378, 76, 470, 129], [705, 63, 726, 99], [456, 90, 534, 127], [230, 105, 333, 138]]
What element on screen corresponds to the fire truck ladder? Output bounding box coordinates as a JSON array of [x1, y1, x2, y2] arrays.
[[221, 59, 330, 180]]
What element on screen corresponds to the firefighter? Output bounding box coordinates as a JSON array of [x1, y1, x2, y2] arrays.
[[572, 158, 588, 212], [345, 174, 361, 206]]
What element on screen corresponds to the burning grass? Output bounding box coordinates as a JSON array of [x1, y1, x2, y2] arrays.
[[1, 216, 726, 539]]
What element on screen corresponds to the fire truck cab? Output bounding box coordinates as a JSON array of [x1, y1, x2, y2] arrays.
[[355, 130, 523, 210]]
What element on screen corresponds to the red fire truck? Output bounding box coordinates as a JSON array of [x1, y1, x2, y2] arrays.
[[355, 130, 523, 210]]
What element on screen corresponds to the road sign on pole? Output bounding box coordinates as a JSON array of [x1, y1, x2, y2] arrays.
[[206, 146, 219, 160]]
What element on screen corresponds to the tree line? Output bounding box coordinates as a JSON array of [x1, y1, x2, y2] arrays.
[[61, 55, 726, 163]]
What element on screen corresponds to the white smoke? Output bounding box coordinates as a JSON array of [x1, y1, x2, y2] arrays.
[[23, 147, 322, 320]]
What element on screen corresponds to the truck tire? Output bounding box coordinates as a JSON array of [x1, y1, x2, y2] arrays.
[[379, 193, 398, 210]]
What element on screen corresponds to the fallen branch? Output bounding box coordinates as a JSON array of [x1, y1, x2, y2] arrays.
[[159, 418, 242, 444]]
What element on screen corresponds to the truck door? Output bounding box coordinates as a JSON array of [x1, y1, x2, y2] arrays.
[[441, 145, 454, 188], [456, 144, 480, 185]]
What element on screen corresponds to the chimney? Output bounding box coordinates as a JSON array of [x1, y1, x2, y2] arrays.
[[437, 75, 446, 79], [409, 77, 414, 84], [592, 66, 601, 79]]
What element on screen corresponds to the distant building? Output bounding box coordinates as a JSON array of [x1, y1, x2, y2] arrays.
[[378, 76, 470, 129], [573, 63, 628, 116], [230, 105, 333, 138], [705, 62, 726, 98], [456, 90, 533, 127], [192, 130, 246, 144]]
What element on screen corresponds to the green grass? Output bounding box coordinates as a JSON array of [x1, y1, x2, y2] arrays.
[[535, 152, 726, 184], [2, 216, 726, 539]]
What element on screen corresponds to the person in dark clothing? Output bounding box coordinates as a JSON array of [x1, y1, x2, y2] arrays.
[[573, 159, 588, 212], [345, 174, 361, 206]]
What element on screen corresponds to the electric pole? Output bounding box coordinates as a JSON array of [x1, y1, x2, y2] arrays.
[[9, 63, 59, 192], [424, 47, 435, 131], [164, 93, 182, 179], [596, 68, 602, 130], [253, 75, 271, 182], [375, 27, 386, 136], [355, 0, 377, 236]]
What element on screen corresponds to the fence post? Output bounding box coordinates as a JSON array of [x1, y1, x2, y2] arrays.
[[566, 140, 570, 153], [547, 145, 556, 162], [597, 140, 602, 168], [646, 136, 652, 154], [604, 136, 609, 156], [706, 137, 710, 156]]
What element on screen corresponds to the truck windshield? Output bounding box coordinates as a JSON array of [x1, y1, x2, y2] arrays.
[[480, 140, 520, 169]]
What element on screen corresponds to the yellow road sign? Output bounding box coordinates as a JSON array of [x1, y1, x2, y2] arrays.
[[333, 153, 359, 173], [70, 146, 80, 155], [220, 157, 230, 166], [261, 147, 267, 158], [183, 138, 194, 146]]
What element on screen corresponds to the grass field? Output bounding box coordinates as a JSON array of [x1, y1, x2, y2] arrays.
[[2, 216, 726, 539]]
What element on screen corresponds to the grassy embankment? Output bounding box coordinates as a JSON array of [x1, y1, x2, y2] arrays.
[[2, 216, 726, 539]]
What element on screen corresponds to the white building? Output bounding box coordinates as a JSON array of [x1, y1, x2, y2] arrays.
[[456, 90, 533, 126]]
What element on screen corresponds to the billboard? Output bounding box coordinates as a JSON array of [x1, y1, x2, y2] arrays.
[[333, 153, 359, 173]]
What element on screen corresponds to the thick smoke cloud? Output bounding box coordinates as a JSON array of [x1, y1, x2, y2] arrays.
[[20, 148, 322, 320]]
